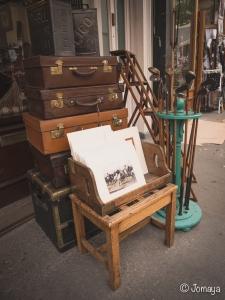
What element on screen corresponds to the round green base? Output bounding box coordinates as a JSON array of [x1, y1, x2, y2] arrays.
[[152, 200, 202, 232]]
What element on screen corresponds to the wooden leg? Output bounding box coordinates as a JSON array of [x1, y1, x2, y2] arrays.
[[106, 225, 121, 291], [164, 190, 176, 247], [71, 200, 87, 254]]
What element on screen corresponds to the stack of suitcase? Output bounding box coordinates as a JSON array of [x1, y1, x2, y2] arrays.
[[23, 0, 128, 252]]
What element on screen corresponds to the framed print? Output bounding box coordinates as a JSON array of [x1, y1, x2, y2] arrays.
[[0, 6, 13, 32]]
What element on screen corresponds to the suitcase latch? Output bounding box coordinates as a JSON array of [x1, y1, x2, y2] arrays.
[[112, 114, 123, 127], [64, 164, 69, 174], [50, 60, 63, 75], [51, 93, 64, 108], [50, 123, 64, 139], [102, 60, 112, 72], [108, 88, 118, 101]]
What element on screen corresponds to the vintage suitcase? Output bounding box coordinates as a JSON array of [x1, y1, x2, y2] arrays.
[[25, 83, 124, 120], [72, 9, 100, 56], [28, 169, 100, 252], [23, 56, 121, 89], [23, 108, 128, 155], [68, 141, 172, 216], [30, 144, 71, 188], [27, 0, 75, 56]]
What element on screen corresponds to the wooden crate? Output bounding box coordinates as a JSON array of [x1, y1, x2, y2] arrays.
[[68, 141, 172, 216]]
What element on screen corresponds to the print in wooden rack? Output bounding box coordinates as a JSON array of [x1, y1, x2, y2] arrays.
[[103, 159, 137, 194]]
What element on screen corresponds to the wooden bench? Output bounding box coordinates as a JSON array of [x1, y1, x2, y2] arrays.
[[69, 183, 177, 291]]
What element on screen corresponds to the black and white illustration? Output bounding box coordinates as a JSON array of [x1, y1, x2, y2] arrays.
[[103, 160, 137, 194]]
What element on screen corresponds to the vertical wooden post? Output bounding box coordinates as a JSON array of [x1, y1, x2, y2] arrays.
[[164, 190, 176, 247], [106, 225, 121, 291], [189, 0, 199, 73], [71, 200, 87, 254], [196, 10, 206, 93]]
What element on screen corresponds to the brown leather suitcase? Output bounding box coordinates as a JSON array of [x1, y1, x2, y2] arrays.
[[25, 83, 124, 119], [23, 56, 121, 89], [23, 108, 128, 155], [30, 144, 71, 188]]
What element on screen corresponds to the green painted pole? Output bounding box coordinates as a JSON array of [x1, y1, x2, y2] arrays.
[[152, 94, 202, 231]]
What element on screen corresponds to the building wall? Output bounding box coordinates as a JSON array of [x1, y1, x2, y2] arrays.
[[5, 2, 31, 46]]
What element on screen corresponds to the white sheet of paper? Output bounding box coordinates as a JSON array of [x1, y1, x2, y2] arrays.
[[103, 126, 148, 174], [81, 141, 131, 166], [69, 133, 106, 161], [77, 139, 127, 164], [67, 125, 112, 156]]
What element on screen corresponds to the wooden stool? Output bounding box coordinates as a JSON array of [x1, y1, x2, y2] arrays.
[[70, 183, 177, 291]]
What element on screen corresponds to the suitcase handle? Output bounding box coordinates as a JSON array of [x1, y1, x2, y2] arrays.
[[33, 192, 48, 212], [69, 68, 97, 77], [75, 97, 103, 107]]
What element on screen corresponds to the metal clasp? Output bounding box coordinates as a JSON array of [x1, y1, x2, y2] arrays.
[[51, 93, 64, 108], [50, 123, 64, 139], [50, 60, 63, 75], [102, 60, 112, 72], [68, 159, 75, 174], [108, 88, 118, 101], [69, 67, 77, 71], [112, 114, 122, 127], [64, 164, 69, 174]]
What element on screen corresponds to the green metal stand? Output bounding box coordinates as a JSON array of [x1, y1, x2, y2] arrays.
[[152, 96, 202, 231]]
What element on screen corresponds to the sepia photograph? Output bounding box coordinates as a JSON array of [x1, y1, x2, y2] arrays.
[[103, 159, 137, 194]]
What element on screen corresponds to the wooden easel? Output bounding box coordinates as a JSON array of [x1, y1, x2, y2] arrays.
[[110, 50, 159, 143], [70, 183, 177, 291]]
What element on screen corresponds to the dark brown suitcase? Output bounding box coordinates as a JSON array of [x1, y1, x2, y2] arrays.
[[72, 9, 100, 56], [28, 169, 100, 252], [23, 108, 128, 155], [26, 0, 75, 56], [30, 144, 71, 188], [23, 55, 121, 89], [25, 83, 124, 119]]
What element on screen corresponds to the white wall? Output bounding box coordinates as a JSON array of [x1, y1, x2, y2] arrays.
[[125, 0, 153, 133], [6, 2, 31, 46]]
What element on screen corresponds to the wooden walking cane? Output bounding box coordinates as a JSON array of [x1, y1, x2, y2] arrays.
[[178, 72, 196, 215], [163, 85, 170, 167], [160, 84, 169, 157], [165, 67, 174, 111], [184, 88, 209, 209], [184, 118, 196, 209], [173, 97, 177, 185], [158, 80, 165, 151], [164, 68, 173, 167], [179, 116, 188, 215]]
